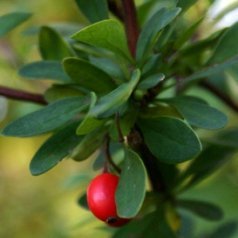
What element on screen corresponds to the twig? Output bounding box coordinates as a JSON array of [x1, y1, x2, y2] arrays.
[[199, 81, 238, 112], [121, 0, 139, 57], [115, 113, 124, 143], [104, 134, 121, 174], [0, 86, 47, 105]]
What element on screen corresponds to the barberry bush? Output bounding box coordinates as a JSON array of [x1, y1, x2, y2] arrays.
[[1, 0, 238, 237]]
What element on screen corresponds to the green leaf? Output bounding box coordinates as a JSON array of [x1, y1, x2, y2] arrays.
[[39, 26, 74, 60], [208, 221, 238, 238], [44, 84, 85, 103], [77, 193, 89, 210], [139, 117, 202, 164], [90, 69, 141, 118], [19, 61, 70, 81], [2, 96, 89, 137], [76, 92, 105, 135], [30, 122, 82, 175], [113, 209, 176, 238], [116, 149, 146, 218], [177, 0, 199, 12], [209, 22, 238, 64], [75, 0, 108, 23], [71, 128, 105, 161], [137, 73, 165, 90], [177, 199, 224, 221], [63, 58, 116, 94], [163, 96, 228, 129], [136, 7, 181, 63], [0, 12, 31, 37], [72, 19, 131, 61], [179, 145, 236, 190], [0, 96, 8, 122], [183, 55, 238, 85]]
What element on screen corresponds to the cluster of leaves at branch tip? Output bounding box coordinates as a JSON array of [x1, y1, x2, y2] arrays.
[[1, 0, 238, 237]]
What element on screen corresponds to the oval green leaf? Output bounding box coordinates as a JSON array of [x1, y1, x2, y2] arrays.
[[116, 149, 146, 218], [0, 12, 31, 37], [2, 96, 89, 137], [19, 61, 70, 81], [164, 96, 228, 129], [139, 117, 202, 164], [63, 58, 116, 94], [30, 122, 82, 175]]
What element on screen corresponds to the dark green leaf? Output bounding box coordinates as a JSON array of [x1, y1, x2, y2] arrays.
[[76, 93, 105, 135], [208, 221, 238, 238], [179, 145, 236, 190], [30, 122, 82, 175], [209, 22, 238, 64], [44, 84, 85, 103], [75, 0, 108, 23], [139, 117, 202, 164], [39, 26, 74, 60], [178, 199, 224, 221], [177, 0, 199, 12], [72, 19, 131, 61], [2, 96, 89, 137], [136, 7, 181, 63], [183, 55, 238, 85], [71, 128, 105, 161], [19, 61, 70, 81], [113, 209, 176, 238], [0, 12, 31, 37], [77, 193, 89, 210], [137, 73, 165, 90], [63, 58, 116, 94], [163, 96, 228, 129], [90, 69, 141, 118], [116, 149, 146, 218]]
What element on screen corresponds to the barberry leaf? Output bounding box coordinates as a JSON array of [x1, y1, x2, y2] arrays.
[[2, 96, 89, 137], [139, 117, 202, 164], [116, 149, 146, 218], [30, 122, 82, 175]]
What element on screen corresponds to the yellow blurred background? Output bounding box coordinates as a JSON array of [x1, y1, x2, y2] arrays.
[[0, 0, 238, 237]]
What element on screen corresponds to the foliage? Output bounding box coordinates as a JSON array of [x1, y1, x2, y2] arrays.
[[1, 1, 238, 237]]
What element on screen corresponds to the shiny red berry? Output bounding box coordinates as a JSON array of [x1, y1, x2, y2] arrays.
[[87, 173, 129, 227]]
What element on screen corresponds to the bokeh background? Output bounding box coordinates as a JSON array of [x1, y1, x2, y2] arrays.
[[0, 0, 238, 237]]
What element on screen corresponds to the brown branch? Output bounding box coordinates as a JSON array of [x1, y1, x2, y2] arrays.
[[0, 86, 47, 105], [121, 0, 139, 58], [104, 134, 121, 174], [199, 81, 238, 112]]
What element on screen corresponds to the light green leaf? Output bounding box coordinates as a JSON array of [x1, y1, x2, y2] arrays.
[[75, 0, 108, 23], [30, 122, 82, 176], [209, 22, 238, 64], [139, 117, 202, 164], [183, 55, 238, 85], [71, 128, 105, 161], [178, 199, 224, 221], [163, 96, 228, 129], [63, 58, 116, 94], [177, 0, 199, 12], [136, 7, 181, 62], [19, 61, 70, 81], [76, 92, 105, 135], [39, 26, 74, 60], [0, 12, 31, 37], [72, 19, 131, 61], [2, 96, 89, 137], [137, 73, 164, 90], [90, 69, 141, 118], [116, 149, 146, 218]]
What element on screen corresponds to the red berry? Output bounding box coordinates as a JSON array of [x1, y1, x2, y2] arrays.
[[87, 173, 129, 227]]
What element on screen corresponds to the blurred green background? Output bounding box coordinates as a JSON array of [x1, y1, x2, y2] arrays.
[[0, 0, 238, 237]]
